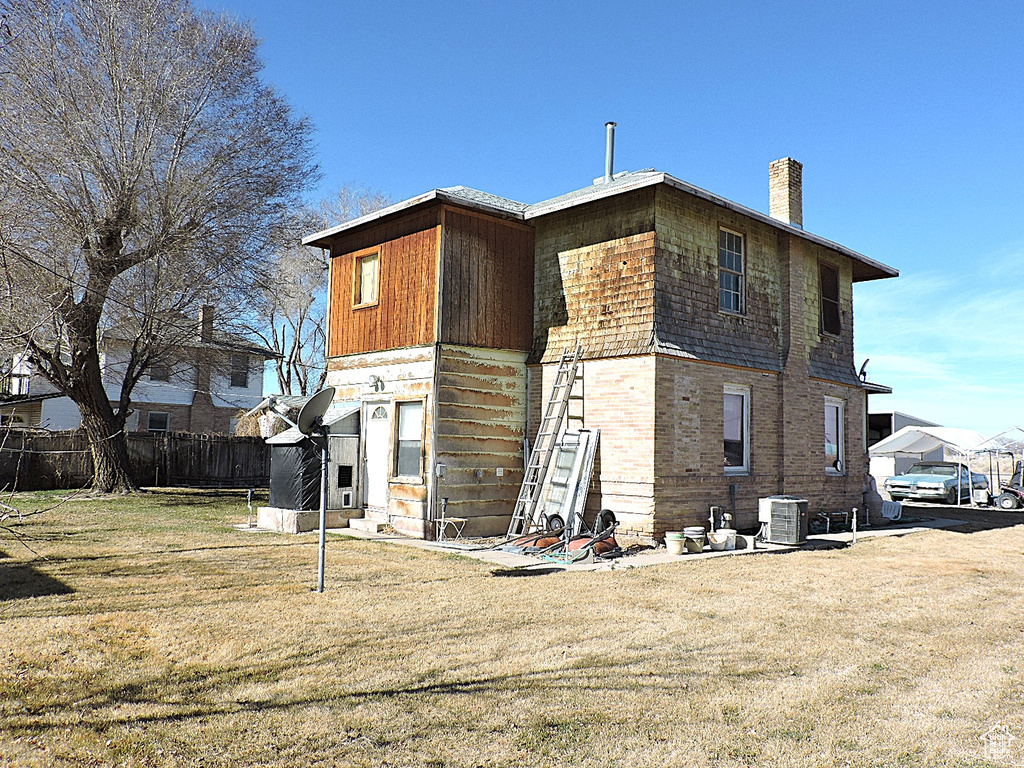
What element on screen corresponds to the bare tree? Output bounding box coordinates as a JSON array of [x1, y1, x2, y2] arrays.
[[249, 186, 391, 397], [0, 0, 318, 492]]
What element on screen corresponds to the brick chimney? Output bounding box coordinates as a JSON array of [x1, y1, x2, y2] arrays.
[[769, 157, 803, 229], [199, 305, 214, 343]]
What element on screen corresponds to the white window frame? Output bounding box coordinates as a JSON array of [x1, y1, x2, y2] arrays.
[[718, 227, 746, 315], [393, 399, 424, 480], [723, 384, 751, 475], [825, 397, 845, 476]]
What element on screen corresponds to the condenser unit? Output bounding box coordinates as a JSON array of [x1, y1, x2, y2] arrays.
[[758, 496, 809, 545]]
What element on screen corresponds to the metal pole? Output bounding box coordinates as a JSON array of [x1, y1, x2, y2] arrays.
[[317, 423, 329, 593]]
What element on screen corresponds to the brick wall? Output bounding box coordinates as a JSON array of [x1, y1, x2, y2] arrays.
[[528, 355, 656, 538]]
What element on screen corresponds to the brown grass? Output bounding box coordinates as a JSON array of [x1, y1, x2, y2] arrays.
[[2, 489, 1024, 767]]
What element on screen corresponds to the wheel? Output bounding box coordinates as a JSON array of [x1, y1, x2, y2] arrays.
[[946, 487, 959, 505], [545, 514, 565, 532], [995, 493, 1021, 511], [597, 509, 617, 531]]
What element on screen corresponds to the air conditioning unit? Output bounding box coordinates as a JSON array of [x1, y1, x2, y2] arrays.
[[758, 496, 809, 545]]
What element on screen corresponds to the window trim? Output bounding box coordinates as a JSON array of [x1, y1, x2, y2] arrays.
[[824, 396, 845, 476], [723, 384, 751, 476], [147, 411, 171, 434], [718, 226, 746, 316], [819, 261, 842, 337], [352, 249, 381, 309], [392, 398, 425, 481]]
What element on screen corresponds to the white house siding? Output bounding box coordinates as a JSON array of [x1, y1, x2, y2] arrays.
[[324, 345, 436, 537], [102, 345, 195, 406], [210, 356, 265, 410], [434, 345, 528, 537]]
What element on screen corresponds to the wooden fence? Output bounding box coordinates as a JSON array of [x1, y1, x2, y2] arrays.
[[0, 430, 270, 491]]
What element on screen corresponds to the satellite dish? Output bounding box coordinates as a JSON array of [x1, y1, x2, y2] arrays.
[[297, 387, 336, 436]]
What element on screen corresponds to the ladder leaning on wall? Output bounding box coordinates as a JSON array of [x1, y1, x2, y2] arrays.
[[507, 345, 582, 537]]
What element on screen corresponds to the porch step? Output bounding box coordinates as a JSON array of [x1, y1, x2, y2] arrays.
[[348, 517, 389, 533]]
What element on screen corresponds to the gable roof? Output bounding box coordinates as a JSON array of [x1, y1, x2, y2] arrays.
[[303, 168, 898, 282]]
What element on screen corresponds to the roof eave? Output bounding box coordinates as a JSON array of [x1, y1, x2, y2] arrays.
[[862, 380, 893, 394], [302, 189, 527, 248], [525, 172, 898, 282]]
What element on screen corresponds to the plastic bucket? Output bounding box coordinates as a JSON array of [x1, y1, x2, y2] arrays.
[[682, 526, 706, 553], [718, 528, 737, 551], [665, 532, 686, 556]]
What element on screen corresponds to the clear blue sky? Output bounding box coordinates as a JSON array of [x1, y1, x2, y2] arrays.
[[198, 0, 1024, 436]]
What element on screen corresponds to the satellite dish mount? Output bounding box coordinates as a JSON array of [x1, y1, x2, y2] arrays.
[[294, 387, 336, 593]]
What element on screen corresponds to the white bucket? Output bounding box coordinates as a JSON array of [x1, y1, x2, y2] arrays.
[[665, 532, 685, 556], [718, 528, 737, 550]]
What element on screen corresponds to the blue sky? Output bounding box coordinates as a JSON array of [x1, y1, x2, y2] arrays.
[[197, 0, 1024, 436]]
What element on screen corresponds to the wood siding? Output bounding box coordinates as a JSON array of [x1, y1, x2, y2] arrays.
[[531, 187, 657, 364], [326, 208, 441, 358], [439, 207, 534, 352]]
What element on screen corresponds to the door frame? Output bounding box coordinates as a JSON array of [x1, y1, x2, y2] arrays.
[[361, 399, 392, 511]]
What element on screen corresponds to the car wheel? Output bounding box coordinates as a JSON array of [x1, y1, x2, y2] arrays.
[[995, 493, 1020, 511], [946, 487, 959, 505]]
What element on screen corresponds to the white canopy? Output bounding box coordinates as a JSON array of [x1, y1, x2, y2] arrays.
[[870, 425, 1024, 458], [868, 426, 989, 458]]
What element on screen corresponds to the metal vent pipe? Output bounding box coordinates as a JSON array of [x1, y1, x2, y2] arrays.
[[604, 122, 616, 182]]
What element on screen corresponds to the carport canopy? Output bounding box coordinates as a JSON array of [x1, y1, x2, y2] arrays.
[[868, 426, 989, 458]]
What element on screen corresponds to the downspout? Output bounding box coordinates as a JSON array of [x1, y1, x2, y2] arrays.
[[428, 212, 446, 540]]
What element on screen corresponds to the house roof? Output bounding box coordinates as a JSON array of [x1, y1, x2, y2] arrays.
[[303, 168, 898, 283], [101, 320, 278, 359], [0, 391, 66, 406]]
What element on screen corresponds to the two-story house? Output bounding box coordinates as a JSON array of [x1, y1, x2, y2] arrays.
[[0, 307, 275, 434], [303, 157, 898, 540]]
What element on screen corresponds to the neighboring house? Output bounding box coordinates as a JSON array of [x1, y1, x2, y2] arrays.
[[0, 307, 275, 434], [303, 157, 899, 539]]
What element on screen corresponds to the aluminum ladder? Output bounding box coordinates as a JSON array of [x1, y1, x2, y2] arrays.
[[507, 346, 582, 537]]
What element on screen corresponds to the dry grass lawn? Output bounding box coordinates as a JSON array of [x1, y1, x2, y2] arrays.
[[2, 489, 1024, 767]]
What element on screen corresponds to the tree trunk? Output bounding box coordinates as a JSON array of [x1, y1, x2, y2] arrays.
[[67, 344, 139, 494], [81, 409, 138, 494]]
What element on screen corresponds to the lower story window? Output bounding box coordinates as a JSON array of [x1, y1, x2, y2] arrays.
[[395, 401, 423, 478], [825, 397, 845, 474], [148, 412, 170, 433], [723, 385, 750, 474]]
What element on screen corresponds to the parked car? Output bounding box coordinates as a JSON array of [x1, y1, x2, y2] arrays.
[[884, 462, 989, 504]]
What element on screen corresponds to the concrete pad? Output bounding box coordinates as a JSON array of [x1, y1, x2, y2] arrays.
[[291, 515, 972, 573]]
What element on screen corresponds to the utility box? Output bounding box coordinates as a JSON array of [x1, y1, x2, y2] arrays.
[[758, 496, 809, 545]]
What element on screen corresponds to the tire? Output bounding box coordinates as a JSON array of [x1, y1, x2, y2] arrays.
[[946, 487, 958, 505], [995, 493, 1020, 511], [545, 514, 565, 532], [597, 509, 617, 531]]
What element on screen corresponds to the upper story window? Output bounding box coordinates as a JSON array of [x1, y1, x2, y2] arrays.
[[149, 361, 170, 382], [230, 353, 249, 388], [718, 228, 745, 314], [819, 263, 841, 336], [354, 251, 380, 308]]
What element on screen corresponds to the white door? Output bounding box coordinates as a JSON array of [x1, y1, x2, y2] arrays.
[[364, 403, 391, 509]]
